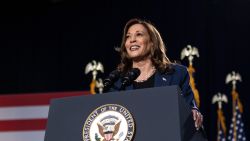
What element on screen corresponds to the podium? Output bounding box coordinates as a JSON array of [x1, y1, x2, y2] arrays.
[[45, 85, 207, 141]]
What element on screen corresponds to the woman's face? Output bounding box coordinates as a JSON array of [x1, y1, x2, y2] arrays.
[[125, 24, 152, 60]]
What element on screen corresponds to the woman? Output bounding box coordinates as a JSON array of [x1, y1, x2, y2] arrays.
[[112, 18, 203, 130]]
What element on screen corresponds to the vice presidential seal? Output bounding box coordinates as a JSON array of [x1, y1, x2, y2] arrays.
[[82, 104, 135, 141]]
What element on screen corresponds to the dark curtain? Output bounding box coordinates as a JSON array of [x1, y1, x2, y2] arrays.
[[0, 0, 249, 140]]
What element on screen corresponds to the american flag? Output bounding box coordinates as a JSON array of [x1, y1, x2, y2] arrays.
[[218, 124, 226, 141], [227, 100, 247, 141], [217, 109, 227, 141], [0, 91, 88, 141]]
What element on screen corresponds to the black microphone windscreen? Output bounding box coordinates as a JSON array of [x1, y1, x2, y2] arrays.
[[122, 68, 141, 84], [103, 69, 121, 92], [119, 68, 140, 90], [128, 68, 141, 80], [108, 69, 121, 81]]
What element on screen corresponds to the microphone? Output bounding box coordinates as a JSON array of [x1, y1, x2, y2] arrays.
[[119, 68, 141, 90], [103, 69, 121, 92]]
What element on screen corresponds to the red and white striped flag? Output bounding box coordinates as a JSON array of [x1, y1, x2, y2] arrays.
[[0, 91, 89, 141]]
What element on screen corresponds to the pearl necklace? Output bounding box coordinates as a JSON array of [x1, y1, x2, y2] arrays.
[[135, 67, 156, 83]]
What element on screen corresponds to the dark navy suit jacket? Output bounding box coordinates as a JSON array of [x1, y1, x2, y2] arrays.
[[111, 63, 197, 108]]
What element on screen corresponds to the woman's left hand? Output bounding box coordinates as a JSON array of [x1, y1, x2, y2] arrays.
[[192, 109, 203, 130]]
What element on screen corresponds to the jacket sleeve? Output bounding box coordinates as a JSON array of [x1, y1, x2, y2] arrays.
[[179, 67, 198, 109]]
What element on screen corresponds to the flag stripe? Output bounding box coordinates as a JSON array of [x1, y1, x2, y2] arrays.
[[0, 90, 90, 141], [0, 130, 45, 141], [0, 106, 49, 120], [0, 91, 89, 107], [0, 119, 47, 131]]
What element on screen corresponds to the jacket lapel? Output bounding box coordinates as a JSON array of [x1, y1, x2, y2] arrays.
[[154, 71, 170, 87]]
